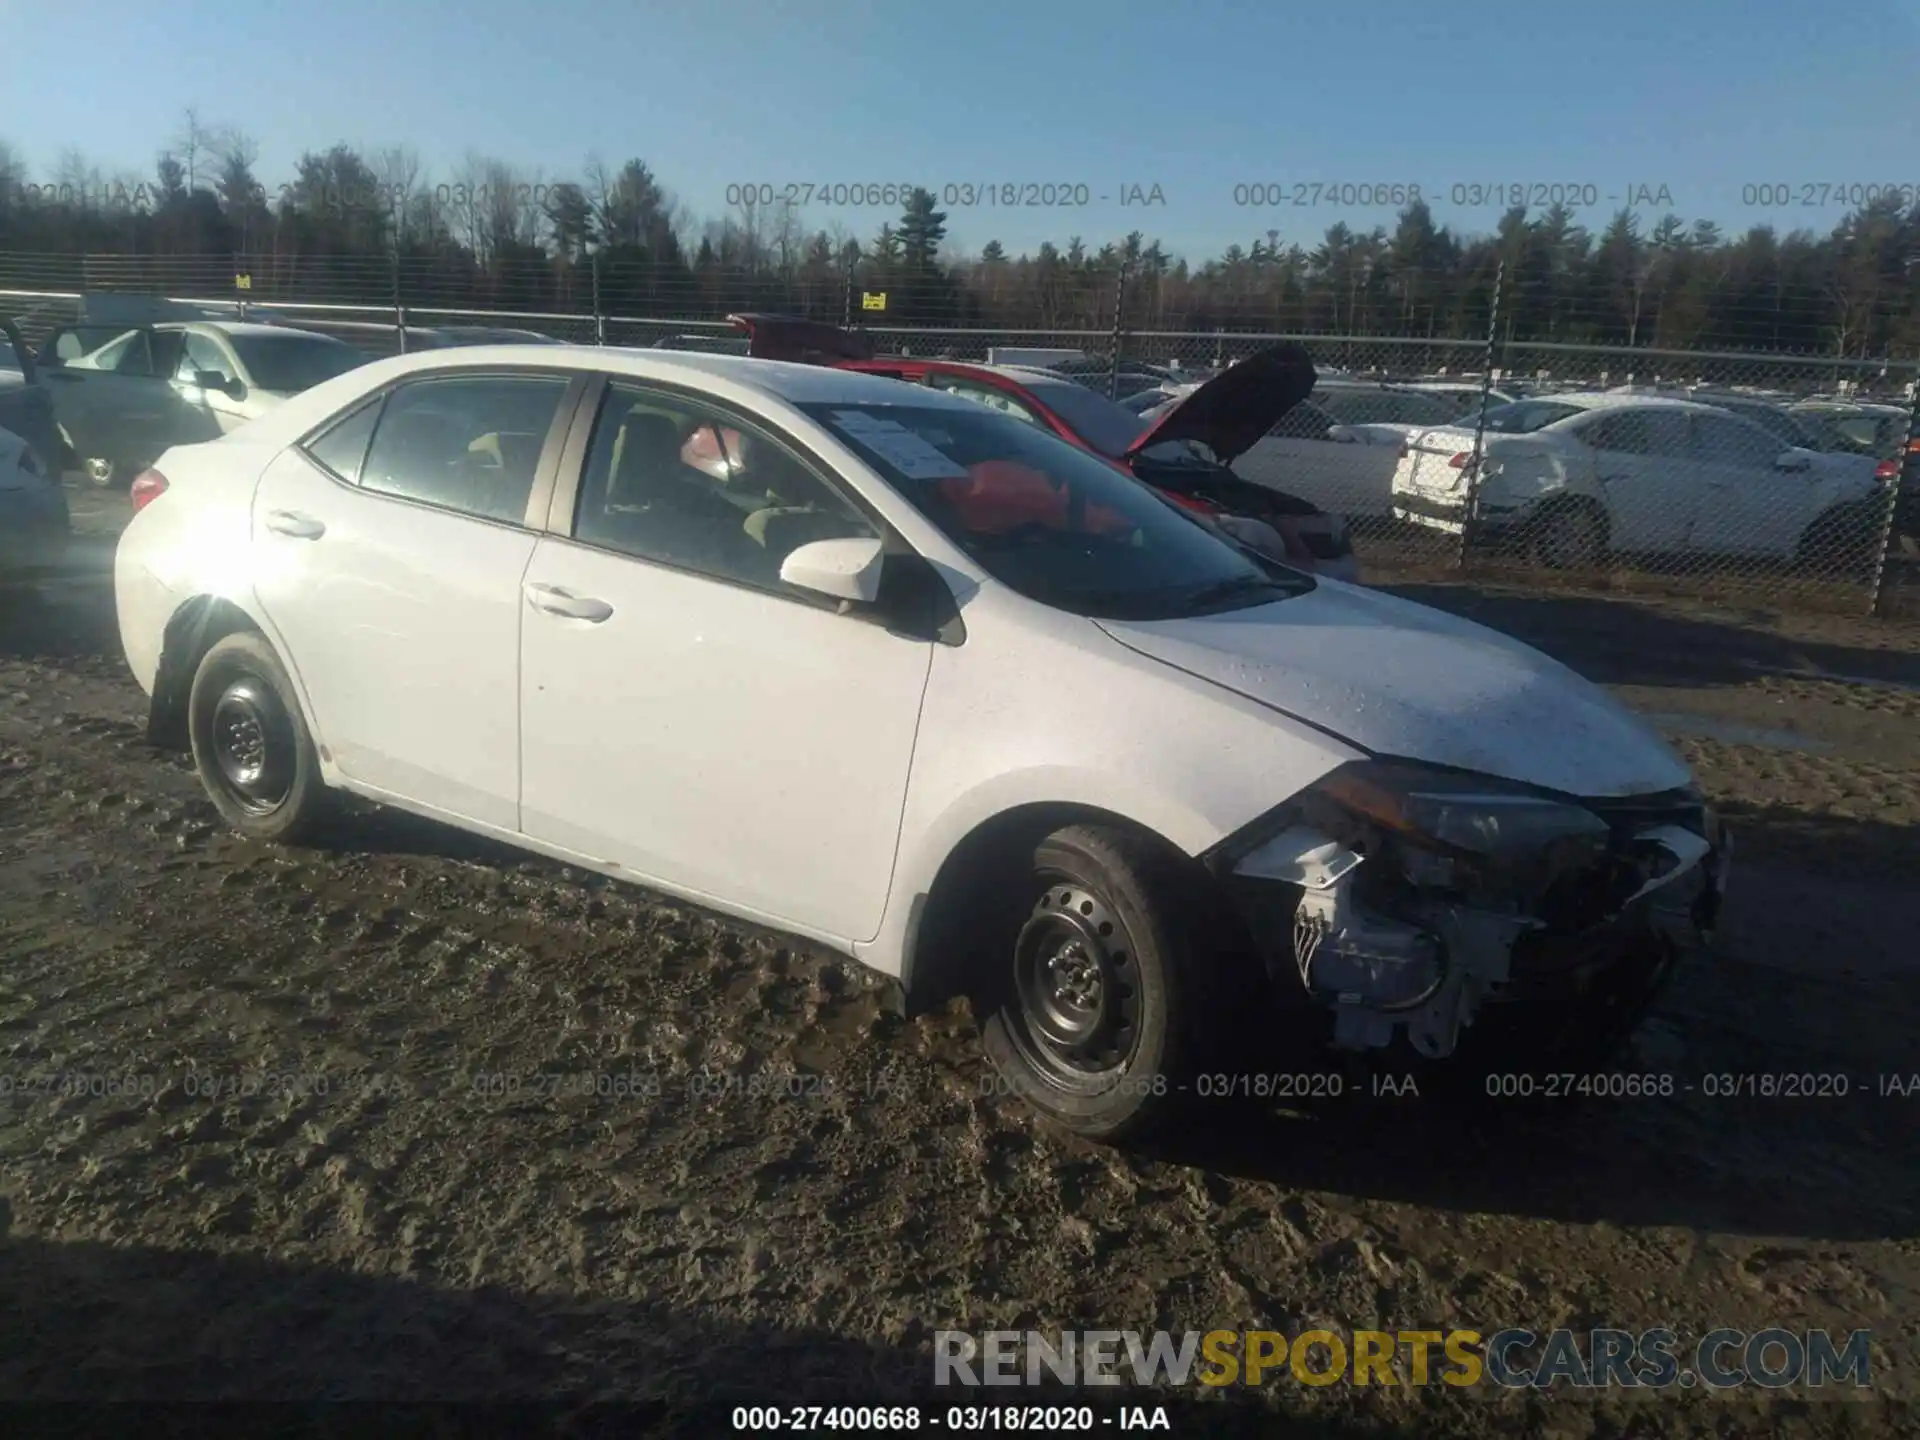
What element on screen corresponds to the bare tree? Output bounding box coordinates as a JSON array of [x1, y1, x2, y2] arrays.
[[374, 146, 424, 240], [171, 107, 227, 192]]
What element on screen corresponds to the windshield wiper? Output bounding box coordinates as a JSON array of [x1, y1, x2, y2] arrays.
[[1182, 574, 1298, 609]]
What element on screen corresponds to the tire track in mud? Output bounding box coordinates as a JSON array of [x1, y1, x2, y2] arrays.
[[2, 593, 1919, 1431]]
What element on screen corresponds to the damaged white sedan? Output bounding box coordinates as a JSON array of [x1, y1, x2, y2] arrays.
[[113, 343, 1727, 1143]]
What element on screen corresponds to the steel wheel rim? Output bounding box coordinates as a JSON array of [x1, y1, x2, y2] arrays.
[[1009, 880, 1141, 1084], [210, 676, 293, 815]]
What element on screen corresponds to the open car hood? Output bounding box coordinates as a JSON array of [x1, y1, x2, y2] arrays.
[[728, 313, 876, 364], [1123, 343, 1316, 465]]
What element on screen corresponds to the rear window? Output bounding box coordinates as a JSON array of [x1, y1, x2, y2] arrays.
[[229, 333, 365, 393], [1467, 400, 1584, 434], [1017, 377, 1151, 457]]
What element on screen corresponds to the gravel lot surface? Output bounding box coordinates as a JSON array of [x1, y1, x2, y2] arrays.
[[2, 487, 1917, 1435]]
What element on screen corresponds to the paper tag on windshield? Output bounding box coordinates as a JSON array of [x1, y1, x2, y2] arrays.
[[831, 411, 968, 479]]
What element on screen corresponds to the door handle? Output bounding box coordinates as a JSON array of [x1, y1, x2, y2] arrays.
[[264, 510, 326, 539], [524, 583, 614, 622]]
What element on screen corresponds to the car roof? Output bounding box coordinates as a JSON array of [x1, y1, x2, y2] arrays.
[[1793, 400, 1906, 415], [235, 344, 987, 450], [1534, 392, 1717, 414], [166, 320, 346, 341]]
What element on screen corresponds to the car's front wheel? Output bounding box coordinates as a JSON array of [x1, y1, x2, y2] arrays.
[[979, 824, 1220, 1142], [187, 632, 333, 843]]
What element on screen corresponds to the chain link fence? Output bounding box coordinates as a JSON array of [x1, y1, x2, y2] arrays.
[[4, 253, 1916, 617]]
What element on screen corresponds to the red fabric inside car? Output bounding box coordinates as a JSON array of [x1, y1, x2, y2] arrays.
[[938, 461, 1068, 533], [938, 461, 1136, 538]]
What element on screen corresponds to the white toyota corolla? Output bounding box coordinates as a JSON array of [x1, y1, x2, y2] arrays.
[[114, 345, 1728, 1140]]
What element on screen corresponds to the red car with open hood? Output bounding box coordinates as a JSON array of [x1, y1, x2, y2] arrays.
[[725, 315, 1361, 582]]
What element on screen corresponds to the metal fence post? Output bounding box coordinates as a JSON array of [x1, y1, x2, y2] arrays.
[[1108, 260, 1129, 399], [1457, 257, 1505, 569], [591, 249, 606, 345], [842, 256, 856, 328], [391, 247, 406, 354], [1867, 365, 1919, 617]]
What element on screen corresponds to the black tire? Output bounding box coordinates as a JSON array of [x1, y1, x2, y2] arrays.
[[1795, 501, 1880, 574], [1527, 501, 1606, 569], [978, 824, 1220, 1143], [186, 631, 332, 843]]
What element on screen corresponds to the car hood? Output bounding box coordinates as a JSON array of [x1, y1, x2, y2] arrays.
[[1095, 581, 1691, 797], [1124, 343, 1317, 465]]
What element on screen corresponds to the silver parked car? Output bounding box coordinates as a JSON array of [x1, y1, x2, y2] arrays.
[[37, 320, 365, 486]]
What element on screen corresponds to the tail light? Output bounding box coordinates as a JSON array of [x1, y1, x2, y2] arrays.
[[130, 469, 169, 513], [1877, 459, 1898, 481], [1395, 440, 1409, 459], [1447, 451, 1475, 470]]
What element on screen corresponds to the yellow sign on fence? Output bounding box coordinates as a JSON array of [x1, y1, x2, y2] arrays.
[[861, 291, 887, 311], [234, 274, 253, 290]]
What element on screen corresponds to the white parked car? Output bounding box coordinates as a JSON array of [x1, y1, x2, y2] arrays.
[[1391, 394, 1886, 566], [39, 320, 366, 486], [115, 346, 1727, 1140], [1147, 383, 1462, 519]]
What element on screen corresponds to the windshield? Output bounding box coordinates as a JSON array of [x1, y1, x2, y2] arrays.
[[229, 333, 363, 393], [1453, 399, 1585, 433], [800, 401, 1309, 620], [1017, 376, 1152, 457]]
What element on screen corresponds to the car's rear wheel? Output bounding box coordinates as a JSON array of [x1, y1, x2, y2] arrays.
[[1528, 501, 1607, 569], [187, 632, 332, 843], [978, 824, 1219, 1142], [1795, 500, 1881, 575]]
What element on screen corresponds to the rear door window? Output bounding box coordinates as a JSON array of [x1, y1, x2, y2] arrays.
[[358, 373, 570, 524]]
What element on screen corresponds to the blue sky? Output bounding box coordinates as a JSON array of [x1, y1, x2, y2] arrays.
[[2, 0, 1916, 262]]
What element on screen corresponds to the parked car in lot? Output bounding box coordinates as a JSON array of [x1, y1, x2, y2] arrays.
[[1609, 385, 1826, 454], [651, 332, 752, 355], [402, 326, 563, 349], [730, 316, 1359, 579], [1391, 394, 1886, 567], [1790, 399, 1920, 543], [1395, 381, 1524, 412], [0, 425, 68, 573], [1143, 381, 1459, 520], [37, 320, 365, 486], [0, 317, 64, 473], [1041, 356, 1183, 401], [114, 343, 1727, 1140], [1789, 400, 1911, 461]]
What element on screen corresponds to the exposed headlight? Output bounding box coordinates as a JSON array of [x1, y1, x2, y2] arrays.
[[1309, 760, 1610, 861], [1228, 760, 1614, 906]]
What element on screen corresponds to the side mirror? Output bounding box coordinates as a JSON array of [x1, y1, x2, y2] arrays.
[[779, 535, 887, 605], [194, 370, 241, 397], [1775, 450, 1812, 472]]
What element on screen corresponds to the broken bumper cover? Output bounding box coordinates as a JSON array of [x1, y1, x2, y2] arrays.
[[1203, 762, 1728, 1059]]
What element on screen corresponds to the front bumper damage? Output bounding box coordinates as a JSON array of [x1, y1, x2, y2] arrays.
[[1206, 774, 1729, 1060]]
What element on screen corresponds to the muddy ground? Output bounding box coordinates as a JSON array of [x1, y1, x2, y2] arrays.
[[1, 486, 1918, 1435]]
